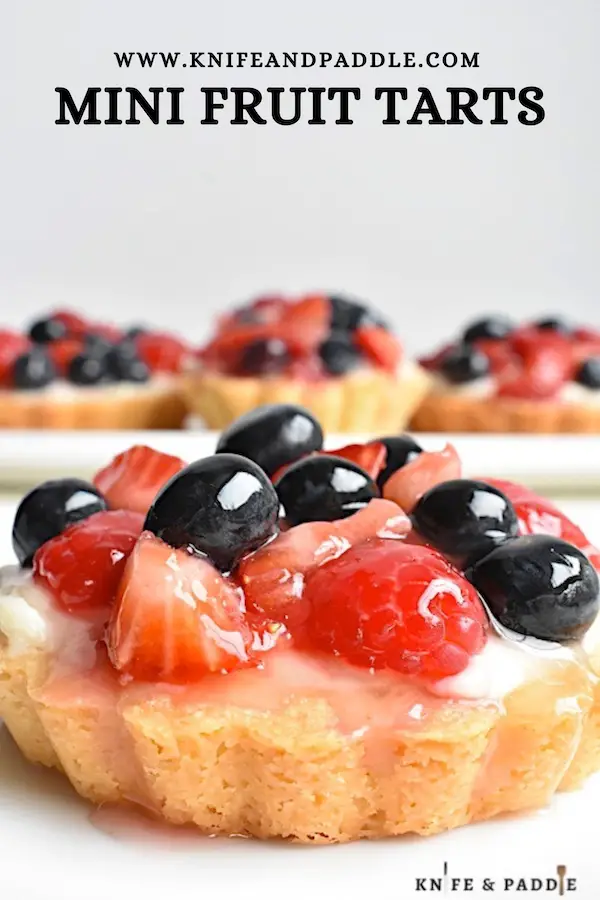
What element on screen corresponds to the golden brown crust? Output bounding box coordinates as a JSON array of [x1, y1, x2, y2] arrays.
[[410, 392, 600, 434], [184, 367, 432, 433], [0, 382, 188, 430], [1, 642, 599, 842]]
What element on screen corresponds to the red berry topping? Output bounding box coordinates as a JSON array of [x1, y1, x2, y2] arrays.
[[93, 445, 186, 516], [322, 441, 387, 481], [47, 338, 85, 377], [0, 330, 31, 386], [355, 326, 402, 373], [33, 510, 143, 615], [108, 532, 251, 682], [383, 444, 461, 512], [51, 309, 89, 337], [136, 333, 190, 373], [497, 340, 573, 400], [239, 498, 410, 629], [305, 540, 487, 679]]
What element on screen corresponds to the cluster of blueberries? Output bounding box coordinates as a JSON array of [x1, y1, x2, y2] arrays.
[[435, 315, 600, 387], [233, 295, 388, 377], [13, 403, 599, 647], [13, 315, 150, 390]]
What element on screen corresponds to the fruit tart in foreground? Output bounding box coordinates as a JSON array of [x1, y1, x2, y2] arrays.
[[1, 404, 600, 843], [0, 309, 191, 429], [184, 293, 430, 432], [411, 314, 600, 433]]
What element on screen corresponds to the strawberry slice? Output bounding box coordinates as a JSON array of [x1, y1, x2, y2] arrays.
[[382, 444, 461, 513], [0, 330, 31, 386], [271, 442, 387, 489], [497, 340, 573, 400], [474, 338, 517, 375], [239, 498, 410, 629], [48, 338, 84, 376], [355, 327, 402, 373], [93, 445, 186, 515], [51, 309, 89, 337], [108, 532, 251, 682], [136, 333, 190, 373], [281, 294, 330, 351]]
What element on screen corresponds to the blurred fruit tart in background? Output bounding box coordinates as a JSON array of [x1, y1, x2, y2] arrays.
[[0, 310, 191, 429], [411, 314, 600, 433], [2, 403, 600, 842], [184, 293, 430, 432]]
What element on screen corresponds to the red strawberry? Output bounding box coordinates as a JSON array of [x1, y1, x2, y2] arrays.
[[323, 442, 387, 481], [136, 333, 190, 373], [355, 327, 402, 373], [474, 338, 517, 375], [496, 341, 573, 400], [239, 498, 410, 629], [51, 309, 89, 337], [33, 510, 143, 615], [93, 445, 186, 515], [305, 540, 487, 680], [418, 342, 455, 372], [383, 444, 461, 512], [47, 338, 84, 376], [108, 532, 251, 682], [0, 330, 31, 386]]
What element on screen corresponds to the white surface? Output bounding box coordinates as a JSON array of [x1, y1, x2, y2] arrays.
[[0, 430, 599, 490], [1, 0, 598, 351], [1, 497, 600, 898]]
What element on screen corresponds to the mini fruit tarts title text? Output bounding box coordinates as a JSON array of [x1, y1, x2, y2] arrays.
[[55, 85, 545, 126]]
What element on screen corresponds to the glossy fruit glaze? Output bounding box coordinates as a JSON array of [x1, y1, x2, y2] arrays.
[[198, 294, 402, 379], [0, 309, 192, 390], [420, 315, 600, 401]]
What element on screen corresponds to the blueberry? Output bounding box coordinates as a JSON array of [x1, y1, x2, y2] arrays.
[[106, 344, 150, 382], [28, 317, 67, 343], [466, 535, 599, 643], [125, 326, 146, 339], [236, 338, 290, 375], [274, 455, 378, 526], [12, 478, 107, 567], [329, 296, 389, 332], [533, 316, 572, 335], [84, 334, 114, 355], [575, 358, 600, 389], [12, 349, 56, 390], [216, 404, 324, 477], [319, 333, 362, 375], [144, 454, 279, 572], [412, 479, 518, 563], [440, 345, 490, 384], [375, 435, 423, 490], [68, 352, 111, 386], [463, 316, 514, 343]]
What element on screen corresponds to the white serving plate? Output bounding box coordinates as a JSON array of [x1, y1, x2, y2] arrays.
[[0, 430, 599, 492], [1, 499, 600, 898]]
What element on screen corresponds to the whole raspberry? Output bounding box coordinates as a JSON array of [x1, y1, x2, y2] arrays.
[[305, 539, 488, 680]]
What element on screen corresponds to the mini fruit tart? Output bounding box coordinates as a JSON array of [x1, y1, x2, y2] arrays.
[[1, 404, 600, 842], [184, 293, 430, 432], [410, 315, 600, 433], [0, 310, 192, 429]]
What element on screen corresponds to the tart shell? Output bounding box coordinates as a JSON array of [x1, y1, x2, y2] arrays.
[[0, 382, 188, 430], [184, 366, 432, 433], [1, 640, 598, 843], [410, 392, 600, 434]]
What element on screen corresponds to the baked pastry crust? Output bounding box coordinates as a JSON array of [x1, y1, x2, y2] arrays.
[[1, 637, 598, 843], [0, 382, 188, 430], [184, 366, 432, 433], [410, 392, 600, 434]]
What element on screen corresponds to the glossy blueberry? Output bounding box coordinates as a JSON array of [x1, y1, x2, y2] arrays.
[[440, 344, 490, 384], [412, 479, 518, 563], [466, 535, 599, 643], [67, 352, 112, 386], [84, 334, 115, 355], [319, 333, 362, 375], [533, 316, 572, 335], [106, 344, 150, 382], [236, 338, 290, 375], [125, 326, 146, 339], [575, 357, 600, 389], [28, 317, 67, 344], [274, 455, 379, 526], [12, 478, 107, 567], [144, 453, 279, 572], [462, 316, 514, 343], [216, 404, 324, 477], [375, 435, 423, 490], [12, 349, 56, 390], [329, 295, 389, 332]]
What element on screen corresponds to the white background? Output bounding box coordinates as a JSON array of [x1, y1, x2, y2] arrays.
[[1, 0, 599, 352]]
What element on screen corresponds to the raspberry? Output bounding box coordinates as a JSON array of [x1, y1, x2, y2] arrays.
[[33, 510, 143, 614], [305, 539, 487, 680]]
